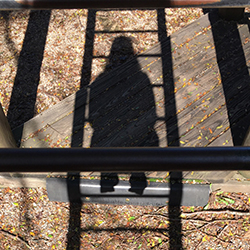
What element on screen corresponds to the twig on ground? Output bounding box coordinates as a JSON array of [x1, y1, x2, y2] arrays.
[[189, 221, 231, 248], [0, 229, 31, 249], [181, 210, 250, 217]]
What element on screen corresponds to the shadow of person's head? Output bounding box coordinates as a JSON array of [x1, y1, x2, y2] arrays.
[[106, 36, 135, 71]]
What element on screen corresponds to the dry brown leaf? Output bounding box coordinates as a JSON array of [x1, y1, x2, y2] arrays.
[[244, 230, 250, 238]]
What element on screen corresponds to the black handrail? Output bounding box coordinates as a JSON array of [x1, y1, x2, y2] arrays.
[[0, 147, 249, 172]]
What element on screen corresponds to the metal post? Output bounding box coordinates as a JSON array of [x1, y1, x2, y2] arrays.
[[0, 103, 17, 148]]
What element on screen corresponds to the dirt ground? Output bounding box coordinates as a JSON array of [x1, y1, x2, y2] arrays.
[[0, 187, 250, 249]]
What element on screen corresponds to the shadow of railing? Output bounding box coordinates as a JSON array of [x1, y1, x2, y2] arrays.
[[157, 9, 182, 249], [67, 9, 96, 250], [69, 8, 183, 249], [7, 10, 51, 136], [66, 174, 81, 250], [209, 10, 250, 146]]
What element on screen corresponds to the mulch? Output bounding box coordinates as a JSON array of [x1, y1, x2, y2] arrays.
[[0, 188, 250, 249]]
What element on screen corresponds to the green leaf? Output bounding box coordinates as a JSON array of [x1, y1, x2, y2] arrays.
[[129, 216, 135, 221], [48, 234, 53, 238], [223, 197, 235, 204], [216, 191, 223, 196], [138, 243, 142, 249], [218, 198, 229, 205], [203, 204, 209, 210], [158, 238, 162, 244]]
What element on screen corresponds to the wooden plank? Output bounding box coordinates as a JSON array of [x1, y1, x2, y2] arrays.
[[208, 129, 233, 146], [243, 127, 250, 146], [20, 125, 61, 148], [183, 171, 236, 183]]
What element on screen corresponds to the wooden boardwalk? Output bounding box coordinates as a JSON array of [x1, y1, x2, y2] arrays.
[[12, 11, 250, 180]]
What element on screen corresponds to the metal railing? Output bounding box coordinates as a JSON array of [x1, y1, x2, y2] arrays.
[[0, 147, 249, 172]]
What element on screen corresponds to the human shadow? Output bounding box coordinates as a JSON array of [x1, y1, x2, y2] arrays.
[[7, 10, 51, 134], [209, 10, 250, 146], [69, 9, 182, 249], [89, 36, 158, 147], [89, 36, 158, 193]]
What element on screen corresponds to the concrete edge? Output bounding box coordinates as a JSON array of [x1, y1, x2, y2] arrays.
[[0, 172, 249, 194]]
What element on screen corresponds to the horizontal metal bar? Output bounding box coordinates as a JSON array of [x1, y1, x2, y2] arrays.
[[0, 0, 249, 10], [47, 178, 210, 206], [0, 147, 249, 172]]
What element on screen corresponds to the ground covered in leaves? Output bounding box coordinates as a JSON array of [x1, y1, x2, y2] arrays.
[[0, 188, 250, 249]]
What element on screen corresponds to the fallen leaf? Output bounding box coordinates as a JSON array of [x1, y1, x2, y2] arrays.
[[244, 230, 250, 238]]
